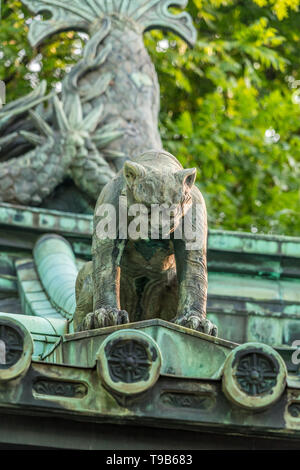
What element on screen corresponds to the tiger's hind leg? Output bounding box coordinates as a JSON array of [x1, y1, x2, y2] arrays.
[[73, 261, 93, 331]]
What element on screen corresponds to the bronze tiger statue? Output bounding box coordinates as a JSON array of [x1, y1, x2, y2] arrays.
[[74, 149, 217, 337]]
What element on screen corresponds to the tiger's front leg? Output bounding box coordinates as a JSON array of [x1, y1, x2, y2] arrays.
[[81, 238, 129, 331], [172, 195, 218, 337]]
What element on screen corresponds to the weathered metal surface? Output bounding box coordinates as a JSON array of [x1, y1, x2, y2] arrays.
[[2, 203, 300, 257], [1, 203, 300, 348], [16, 257, 67, 321], [14, 257, 68, 358], [222, 342, 287, 410], [0, 203, 92, 238], [209, 229, 300, 258], [97, 329, 162, 395], [0, 315, 33, 381], [0, 0, 298, 447], [22, 0, 197, 48], [34, 234, 78, 321], [44, 319, 237, 379], [0, 0, 196, 209], [0, 316, 299, 442], [0, 312, 63, 360], [74, 150, 216, 336]]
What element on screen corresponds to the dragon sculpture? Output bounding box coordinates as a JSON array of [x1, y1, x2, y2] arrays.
[[0, 0, 196, 210], [0, 1, 217, 335]]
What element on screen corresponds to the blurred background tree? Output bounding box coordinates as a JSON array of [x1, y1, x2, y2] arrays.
[[1, 0, 300, 235]]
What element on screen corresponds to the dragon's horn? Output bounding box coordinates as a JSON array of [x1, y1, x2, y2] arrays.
[[79, 103, 105, 133], [61, 20, 112, 121], [83, 18, 111, 61], [92, 121, 124, 148], [29, 110, 54, 137], [0, 81, 51, 131], [63, 22, 112, 95], [0, 132, 18, 150], [20, 130, 46, 146], [0, 80, 46, 115], [53, 95, 70, 132]]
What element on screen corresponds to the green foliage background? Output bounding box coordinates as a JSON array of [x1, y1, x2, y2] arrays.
[[1, 0, 300, 235]]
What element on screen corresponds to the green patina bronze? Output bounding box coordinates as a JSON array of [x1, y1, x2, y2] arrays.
[[0, 200, 300, 446], [0, 315, 300, 446], [0, 0, 196, 210], [0, 0, 300, 449], [73, 149, 217, 336]]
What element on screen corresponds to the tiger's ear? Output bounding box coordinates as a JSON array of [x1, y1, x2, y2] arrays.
[[176, 168, 197, 189], [124, 161, 146, 188]]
